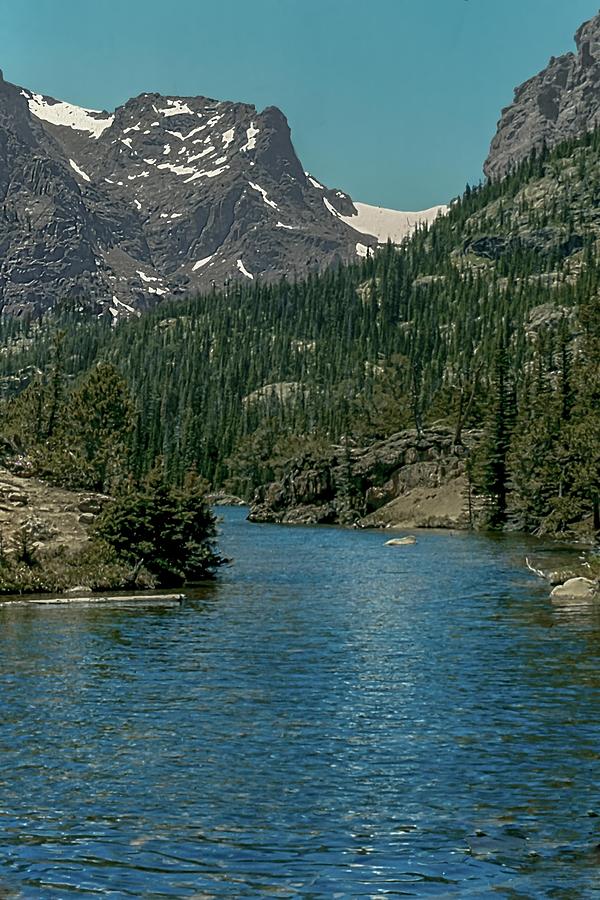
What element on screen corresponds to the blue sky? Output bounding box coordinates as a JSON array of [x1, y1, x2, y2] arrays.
[[1, 0, 598, 209]]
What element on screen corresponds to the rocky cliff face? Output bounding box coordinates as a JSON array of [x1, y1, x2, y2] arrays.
[[485, 12, 600, 181], [0, 71, 443, 315], [249, 427, 482, 529]]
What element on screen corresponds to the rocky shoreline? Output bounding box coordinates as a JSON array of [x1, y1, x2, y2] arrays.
[[526, 554, 600, 604], [247, 426, 599, 604], [0, 466, 108, 558], [249, 426, 483, 530]]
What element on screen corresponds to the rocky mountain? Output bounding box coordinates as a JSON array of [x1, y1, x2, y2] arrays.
[[485, 11, 600, 181], [0, 69, 444, 315]]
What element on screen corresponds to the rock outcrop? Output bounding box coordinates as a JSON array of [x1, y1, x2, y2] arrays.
[[0, 467, 108, 556], [206, 492, 245, 507], [249, 427, 482, 529], [0, 72, 443, 315], [485, 12, 600, 181]]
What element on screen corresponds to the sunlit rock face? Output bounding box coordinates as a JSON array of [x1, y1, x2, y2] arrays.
[[0, 73, 445, 315], [485, 12, 600, 182]]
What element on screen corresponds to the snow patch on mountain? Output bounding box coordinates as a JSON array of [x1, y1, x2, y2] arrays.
[[158, 100, 194, 118], [326, 199, 448, 245], [69, 159, 91, 182], [307, 174, 325, 190], [237, 259, 254, 279], [222, 128, 235, 148], [241, 122, 259, 152], [248, 181, 278, 210], [193, 256, 214, 271], [23, 91, 114, 138]]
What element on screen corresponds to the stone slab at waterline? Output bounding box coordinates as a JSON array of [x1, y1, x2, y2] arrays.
[[249, 427, 482, 529], [550, 577, 599, 603]]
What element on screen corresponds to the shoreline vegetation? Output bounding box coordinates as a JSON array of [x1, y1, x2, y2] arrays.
[[0, 358, 224, 596], [0, 471, 226, 596], [0, 461, 223, 598], [0, 131, 598, 601]]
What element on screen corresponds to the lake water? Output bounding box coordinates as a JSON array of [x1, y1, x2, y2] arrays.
[[1, 508, 600, 898]]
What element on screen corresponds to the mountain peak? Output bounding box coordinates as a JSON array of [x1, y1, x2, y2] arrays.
[[485, 11, 600, 181], [0, 74, 444, 314], [575, 10, 600, 62]]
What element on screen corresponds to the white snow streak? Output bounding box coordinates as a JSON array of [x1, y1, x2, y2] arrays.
[[307, 174, 325, 190], [137, 271, 160, 283], [69, 159, 90, 182], [157, 162, 197, 176], [158, 100, 194, 117], [237, 259, 254, 280], [192, 255, 214, 271], [323, 197, 339, 217], [184, 165, 229, 182], [112, 296, 136, 313], [187, 147, 215, 163], [248, 181, 278, 210]]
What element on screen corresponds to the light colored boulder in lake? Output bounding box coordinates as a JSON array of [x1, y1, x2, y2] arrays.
[[550, 577, 598, 602], [385, 536, 417, 546]]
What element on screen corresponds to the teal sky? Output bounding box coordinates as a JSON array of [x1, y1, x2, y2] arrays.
[[1, 0, 598, 210]]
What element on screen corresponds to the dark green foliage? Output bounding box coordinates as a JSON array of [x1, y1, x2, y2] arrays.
[[0, 126, 599, 537], [2, 360, 135, 492], [92, 467, 223, 586], [49, 362, 135, 492], [471, 344, 515, 528]]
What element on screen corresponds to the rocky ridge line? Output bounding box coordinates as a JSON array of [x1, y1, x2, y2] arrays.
[[0, 69, 445, 314]]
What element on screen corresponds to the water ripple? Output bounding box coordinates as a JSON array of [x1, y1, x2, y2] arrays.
[[1, 510, 600, 897]]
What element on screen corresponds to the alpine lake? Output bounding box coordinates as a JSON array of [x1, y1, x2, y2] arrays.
[[1, 506, 599, 898]]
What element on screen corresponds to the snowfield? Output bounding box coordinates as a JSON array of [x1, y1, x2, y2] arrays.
[[339, 201, 448, 245]]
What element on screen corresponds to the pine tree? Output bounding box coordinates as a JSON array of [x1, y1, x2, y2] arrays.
[[92, 463, 222, 586], [473, 343, 515, 528]]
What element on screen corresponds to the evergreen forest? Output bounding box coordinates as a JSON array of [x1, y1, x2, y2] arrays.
[[1, 127, 599, 540]]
